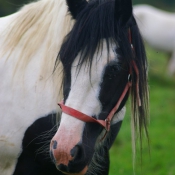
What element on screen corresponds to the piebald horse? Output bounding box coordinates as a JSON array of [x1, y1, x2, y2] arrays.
[[134, 4, 175, 76], [0, 0, 149, 175]]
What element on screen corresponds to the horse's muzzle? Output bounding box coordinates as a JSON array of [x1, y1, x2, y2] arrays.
[[50, 124, 89, 175]]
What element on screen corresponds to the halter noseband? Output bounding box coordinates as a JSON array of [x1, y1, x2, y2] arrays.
[[58, 28, 141, 134], [58, 75, 132, 131]]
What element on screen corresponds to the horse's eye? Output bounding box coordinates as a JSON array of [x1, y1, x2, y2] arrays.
[[111, 62, 124, 72], [111, 65, 120, 72], [106, 64, 121, 79]]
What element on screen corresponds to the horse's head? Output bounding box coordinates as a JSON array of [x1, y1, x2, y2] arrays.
[[50, 0, 148, 174]]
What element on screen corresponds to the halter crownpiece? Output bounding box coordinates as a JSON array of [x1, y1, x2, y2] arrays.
[[128, 28, 141, 107], [58, 28, 141, 134]]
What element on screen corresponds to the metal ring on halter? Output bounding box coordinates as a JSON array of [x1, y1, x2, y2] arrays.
[[128, 74, 132, 82]]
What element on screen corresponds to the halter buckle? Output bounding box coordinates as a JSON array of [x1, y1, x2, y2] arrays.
[[128, 74, 132, 82]]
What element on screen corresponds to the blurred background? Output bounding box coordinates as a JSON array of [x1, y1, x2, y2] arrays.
[[0, 0, 175, 17], [0, 0, 175, 174]]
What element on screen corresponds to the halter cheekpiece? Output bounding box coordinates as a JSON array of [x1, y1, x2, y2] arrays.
[[58, 28, 141, 135]]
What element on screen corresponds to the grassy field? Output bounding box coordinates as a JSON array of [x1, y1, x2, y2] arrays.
[[109, 46, 175, 175]]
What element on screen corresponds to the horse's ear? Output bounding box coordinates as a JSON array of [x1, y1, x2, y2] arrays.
[[66, 0, 88, 19], [115, 0, 133, 26]]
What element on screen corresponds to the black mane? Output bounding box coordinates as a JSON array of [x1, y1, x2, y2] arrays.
[[58, 0, 135, 70], [56, 0, 149, 148]]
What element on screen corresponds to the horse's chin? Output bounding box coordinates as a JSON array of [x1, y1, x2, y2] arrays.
[[60, 166, 88, 175]]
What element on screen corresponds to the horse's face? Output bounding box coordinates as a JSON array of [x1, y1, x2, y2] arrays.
[[50, 0, 139, 174], [51, 41, 129, 174]]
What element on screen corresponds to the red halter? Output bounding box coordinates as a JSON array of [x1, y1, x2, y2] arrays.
[[58, 29, 140, 133], [58, 77, 132, 131]]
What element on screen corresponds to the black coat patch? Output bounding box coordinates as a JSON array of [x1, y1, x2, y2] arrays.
[[13, 114, 64, 175]]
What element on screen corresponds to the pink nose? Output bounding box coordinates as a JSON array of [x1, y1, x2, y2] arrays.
[[50, 139, 73, 166], [50, 125, 88, 174], [50, 140, 88, 174]]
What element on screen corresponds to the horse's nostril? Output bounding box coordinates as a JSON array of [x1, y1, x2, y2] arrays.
[[52, 140, 57, 149], [71, 146, 78, 158], [70, 145, 82, 160]]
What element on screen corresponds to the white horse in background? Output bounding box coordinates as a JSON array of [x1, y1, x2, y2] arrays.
[[133, 4, 175, 76]]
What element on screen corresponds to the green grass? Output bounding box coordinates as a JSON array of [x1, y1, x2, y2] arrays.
[[109, 46, 175, 175]]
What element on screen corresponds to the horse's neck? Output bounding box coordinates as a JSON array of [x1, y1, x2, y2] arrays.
[[0, 0, 76, 118], [0, 0, 74, 100]]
